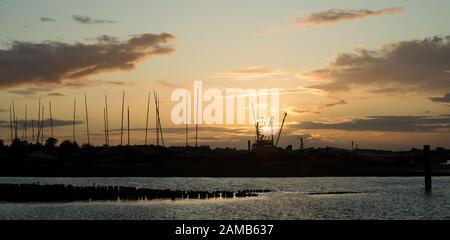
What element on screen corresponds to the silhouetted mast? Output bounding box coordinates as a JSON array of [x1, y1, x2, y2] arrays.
[[154, 91, 160, 146], [104, 94, 110, 146], [84, 93, 90, 145], [73, 98, 76, 143], [31, 120, 34, 144], [251, 103, 258, 142], [185, 92, 189, 147], [103, 108, 107, 146], [120, 91, 125, 146], [36, 98, 41, 143], [12, 100, 17, 140], [270, 117, 274, 145], [195, 88, 199, 148], [41, 105, 44, 143], [153, 91, 164, 146], [49, 101, 54, 138], [145, 92, 150, 146], [158, 97, 164, 147], [24, 105, 27, 142], [9, 105, 13, 143], [127, 106, 130, 146]]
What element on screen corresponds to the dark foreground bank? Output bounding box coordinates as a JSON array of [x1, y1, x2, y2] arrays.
[[0, 142, 449, 177]]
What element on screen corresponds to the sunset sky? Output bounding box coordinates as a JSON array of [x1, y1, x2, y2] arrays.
[[0, 0, 449, 150]]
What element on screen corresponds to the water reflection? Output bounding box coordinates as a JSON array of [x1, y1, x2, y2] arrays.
[[0, 177, 449, 220]]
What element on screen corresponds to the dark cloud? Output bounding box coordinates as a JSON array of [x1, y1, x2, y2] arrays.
[[101, 80, 134, 86], [95, 35, 119, 43], [430, 93, 450, 103], [291, 108, 321, 115], [297, 116, 450, 132], [0, 33, 175, 89], [287, 99, 346, 115], [72, 15, 116, 24], [40, 17, 55, 22], [47, 93, 65, 97], [0, 119, 83, 129], [8, 87, 53, 96], [318, 99, 347, 109], [297, 7, 404, 27], [60, 79, 134, 89], [304, 36, 450, 94]]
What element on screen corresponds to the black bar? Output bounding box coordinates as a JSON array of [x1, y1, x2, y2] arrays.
[[0, 221, 449, 239]]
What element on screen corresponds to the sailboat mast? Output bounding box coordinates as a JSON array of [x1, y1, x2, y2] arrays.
[[12, 100, 17, 140], [73, 98, 76, 143], [103, 108, 107, 146], [31, 120, 34, 144], [154, 91, 159, 146], [49, 101, 54, 138], [24, 105, 27, 142], [41, 105, 44, 143], [104, 94, 110, 146], [127, 106, 130, 146], [195, 88, 199, 148], [145, 92, 150, 146], [185, 92, 189, 147], [158, 97, 164, 147], [84, 93, 90, 145], [36, 98, 41, 143], [153, 92, 164, 147], [120, 91, 125, 146], [9, 105, 13, 143]]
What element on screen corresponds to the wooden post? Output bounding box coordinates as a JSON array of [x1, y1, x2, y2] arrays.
[[424, 145, 432, 192]]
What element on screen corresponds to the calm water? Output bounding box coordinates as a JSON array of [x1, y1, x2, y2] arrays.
[[0, 177, 449, 220]]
